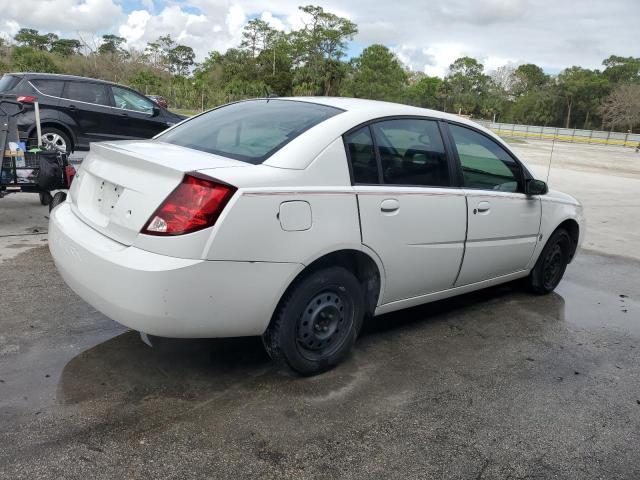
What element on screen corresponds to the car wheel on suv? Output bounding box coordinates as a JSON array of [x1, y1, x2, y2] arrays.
[[40, 127, 71, 153]]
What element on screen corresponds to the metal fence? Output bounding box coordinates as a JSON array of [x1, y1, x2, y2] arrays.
[[473, 120, 640, 148]]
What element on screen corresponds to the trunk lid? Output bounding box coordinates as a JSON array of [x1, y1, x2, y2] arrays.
[[69, 140, 248, 245]]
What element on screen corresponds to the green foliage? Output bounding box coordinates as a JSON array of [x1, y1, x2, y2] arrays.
[[341, 45, 407, 100], [3, 17, 638, 131], [11, 46, 59, 73], [445, 56, 490, 114], [98, 34, 128, 57]]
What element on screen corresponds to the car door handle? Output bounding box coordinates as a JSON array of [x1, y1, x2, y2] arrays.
[[380, 198, 400, 213], [474, 201, 491, 214], [68, 104, 77, 110]]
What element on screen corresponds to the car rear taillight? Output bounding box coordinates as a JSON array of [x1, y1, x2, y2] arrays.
[[64, 165, 76, 187], [141, 173, 236, 236], [16, 95, 36, 103]]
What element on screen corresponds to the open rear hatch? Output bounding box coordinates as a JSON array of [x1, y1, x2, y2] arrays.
[[69, 141, 248, 245]]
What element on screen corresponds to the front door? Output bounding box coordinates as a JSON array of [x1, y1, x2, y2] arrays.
[[347, 118, 467, 304], [110, 86, 172, 139], [447, 123, 541, 286]]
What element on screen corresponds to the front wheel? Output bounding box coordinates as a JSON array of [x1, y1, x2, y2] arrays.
[[262, 266, 364, 376], [528, 228, 571, 294]]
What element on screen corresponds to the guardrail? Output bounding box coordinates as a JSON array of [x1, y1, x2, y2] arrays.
[[474, 120, 640, 148]]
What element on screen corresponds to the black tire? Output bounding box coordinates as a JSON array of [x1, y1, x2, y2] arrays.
[[49, 191, 67, 212], [38, 127, 72, 153], [262, 266, 364, 376], [528, 228, 571, 294], [39, 191, 52, 206]]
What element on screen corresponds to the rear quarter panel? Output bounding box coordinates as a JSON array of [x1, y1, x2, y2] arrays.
[[203, 138, 363, 264]]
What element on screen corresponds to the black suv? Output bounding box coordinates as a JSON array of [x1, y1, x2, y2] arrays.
[[0, 73, 185, 152]]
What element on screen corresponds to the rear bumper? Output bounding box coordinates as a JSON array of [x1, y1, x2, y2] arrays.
[[49, 203, 302, 337]]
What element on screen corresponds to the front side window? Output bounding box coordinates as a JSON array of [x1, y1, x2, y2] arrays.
[[63, 82, 110, 106], [158, 100, 343, 164], [371, 119, 450, 187], [344, 126, 379, 184], [449, 124, 522, 192], [112, 86, 156, 114], [0, 75, 22, 93]]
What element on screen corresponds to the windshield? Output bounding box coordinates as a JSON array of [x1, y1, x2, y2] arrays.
[[157, 99, 343, 164], [0, 75, 21, 93]]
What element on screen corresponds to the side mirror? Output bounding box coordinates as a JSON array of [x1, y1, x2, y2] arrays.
[[526, 179, 548, 195], [152, 106, 161, 117]]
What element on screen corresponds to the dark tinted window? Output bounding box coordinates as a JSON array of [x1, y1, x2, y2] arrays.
[[158, 100, 342, 164], [31, 79, 65, 97], [371, 119, 450, 186], [63, 81, 110, 106], [0, 75, 22, 92], [449, 124, 522, 192], [344, 126, 379, 184]]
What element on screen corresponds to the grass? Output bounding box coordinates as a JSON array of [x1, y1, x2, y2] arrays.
[[170, 108, 201, 117]]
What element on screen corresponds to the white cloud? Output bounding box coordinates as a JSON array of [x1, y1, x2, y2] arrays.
[[1, 0, 122, 33]]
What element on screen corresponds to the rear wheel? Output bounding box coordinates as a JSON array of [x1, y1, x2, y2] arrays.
[[263, 266, 364, 376], [39, 127, 71, 153], [528, 228, 571, 294], [39, 191, 52, 206]]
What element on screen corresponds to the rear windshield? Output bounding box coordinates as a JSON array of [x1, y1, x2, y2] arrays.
[[0, 75, 22, 93], [157, 99, 343, 164]]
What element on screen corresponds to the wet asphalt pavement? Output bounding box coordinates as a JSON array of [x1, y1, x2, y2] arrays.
[[0, 245, 638, 479]]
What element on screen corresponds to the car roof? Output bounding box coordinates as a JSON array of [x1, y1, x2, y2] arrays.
[[280, 96, 474, 125], [7, 72, 118, 86]]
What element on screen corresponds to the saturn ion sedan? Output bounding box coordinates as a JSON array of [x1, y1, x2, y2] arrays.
[[49, 97, 584, 375]]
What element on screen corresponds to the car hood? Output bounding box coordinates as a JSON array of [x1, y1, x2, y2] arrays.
[[545, 189, 581, 207]]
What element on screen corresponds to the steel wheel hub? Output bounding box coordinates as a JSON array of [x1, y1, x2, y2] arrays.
[[543, 244, 563, 287], [297, 291, 347, 355]]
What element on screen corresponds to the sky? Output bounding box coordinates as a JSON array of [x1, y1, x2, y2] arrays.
[[0, 0, 638, 77]]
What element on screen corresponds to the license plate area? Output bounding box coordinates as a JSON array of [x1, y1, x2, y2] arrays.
[[97, 179, 124, 216]]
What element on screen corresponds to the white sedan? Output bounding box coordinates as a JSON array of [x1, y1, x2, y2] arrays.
[[49, 98, 584, 375]]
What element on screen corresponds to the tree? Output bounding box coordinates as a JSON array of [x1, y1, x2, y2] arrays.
[[50, 39, 82, 57], [14, 29, 50, 50], [403, 73, 444, 109], [602, 55, 640, 84], [601, 83, 640, 132], [557, 67, 609, 128], [240, 19, 274, 58], [444, 56, 490, 114], [168, 45, 195, 75], [341, 44, 406, 101], [98, 34, 127, 57], [512, 64, 548, 96], [290, 5, 357, 95]]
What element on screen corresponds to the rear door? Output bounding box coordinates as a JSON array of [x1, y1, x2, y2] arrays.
[[61, 81, 118, 144], [349, 118, 467, 304], [447, 123, 541, 285], [109, 85, 173, 139]]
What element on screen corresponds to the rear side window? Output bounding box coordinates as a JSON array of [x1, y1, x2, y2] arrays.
[[157, 100, 343, 164], [63, 81, 110, 106], [344, 126, 380, 184], [371, 119, 450, 187], [31, 79, 65, 97], [449, 124, 522, 192], [0, 75, 22, 92]]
